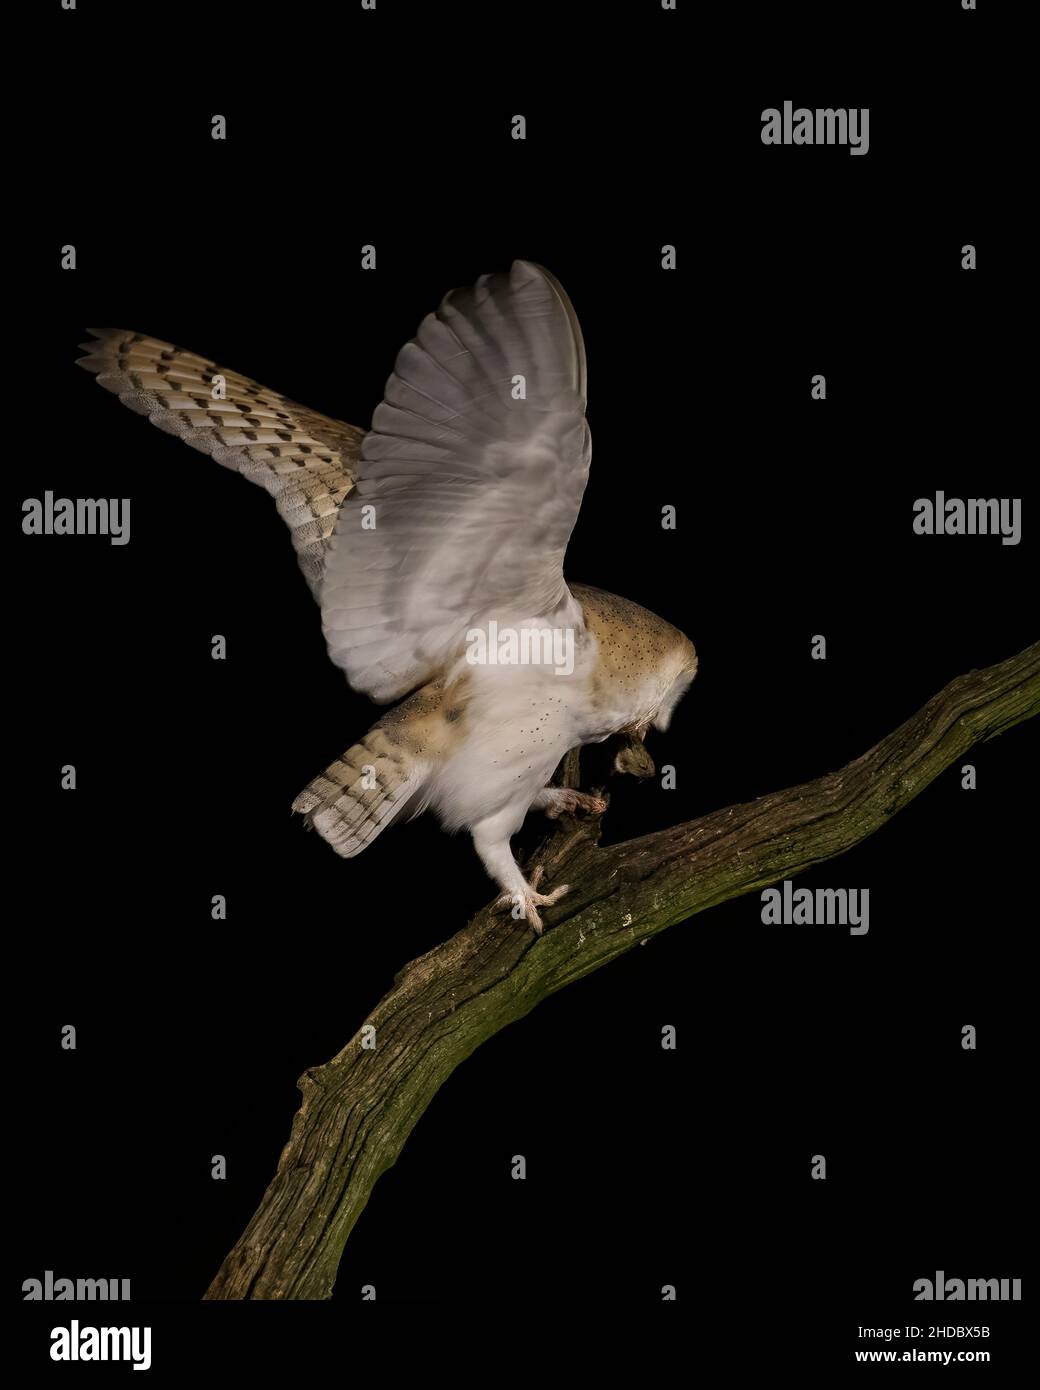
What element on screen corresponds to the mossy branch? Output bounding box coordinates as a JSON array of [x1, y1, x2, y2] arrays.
[[204, 641, 1039, 1299]]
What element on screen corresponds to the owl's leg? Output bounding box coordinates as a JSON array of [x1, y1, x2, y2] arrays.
[[530, 787, 607, 820], [471, 809, 570, 934]]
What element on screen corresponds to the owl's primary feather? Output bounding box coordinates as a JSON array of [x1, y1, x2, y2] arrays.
[[79, 262, 697, 931]]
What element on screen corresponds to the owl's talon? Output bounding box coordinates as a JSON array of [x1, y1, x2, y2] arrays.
[[542, 789, 608, 820], [535, 884, 570, 906], [492, 874, 571, 933]]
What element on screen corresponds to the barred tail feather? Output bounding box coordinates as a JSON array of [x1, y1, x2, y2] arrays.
[[292, 727, 426, 857]]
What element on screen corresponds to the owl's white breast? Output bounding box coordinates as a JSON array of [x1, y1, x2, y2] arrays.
[[428, 623, 602, 834]]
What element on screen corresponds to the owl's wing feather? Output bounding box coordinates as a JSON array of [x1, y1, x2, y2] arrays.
[[77, 331, 364, 596], [320, 259, 592, 703]]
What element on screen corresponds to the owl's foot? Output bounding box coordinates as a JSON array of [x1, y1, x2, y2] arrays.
[[494, 865, 571, 934], [539, 788, 607, 820]]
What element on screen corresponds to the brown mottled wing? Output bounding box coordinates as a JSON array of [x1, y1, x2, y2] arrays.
[[77, 330, 364, 596]]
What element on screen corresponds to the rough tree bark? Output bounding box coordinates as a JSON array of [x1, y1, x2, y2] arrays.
[[205, 641, 1039, 1300]]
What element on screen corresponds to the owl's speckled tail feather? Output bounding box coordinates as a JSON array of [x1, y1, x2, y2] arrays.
[[292, 727, 426, 858]]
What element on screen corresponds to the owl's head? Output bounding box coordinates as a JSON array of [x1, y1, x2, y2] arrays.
[[651, 640, 698, 733]]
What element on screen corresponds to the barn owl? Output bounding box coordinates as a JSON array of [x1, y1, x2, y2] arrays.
[[79, 261, 697, 930]]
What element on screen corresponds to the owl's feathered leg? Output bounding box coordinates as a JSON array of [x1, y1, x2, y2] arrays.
[[472, 809, 570, 934]]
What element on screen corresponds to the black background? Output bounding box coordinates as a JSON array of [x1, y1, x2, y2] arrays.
[[14, 0, 1033, 1374]]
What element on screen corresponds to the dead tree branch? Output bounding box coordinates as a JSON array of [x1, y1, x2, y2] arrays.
[[205, 641, 1039, 1299]]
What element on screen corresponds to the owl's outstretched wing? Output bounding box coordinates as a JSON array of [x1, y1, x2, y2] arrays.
[[77, 331, 363, 596], [320, 259, 592, 704]]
